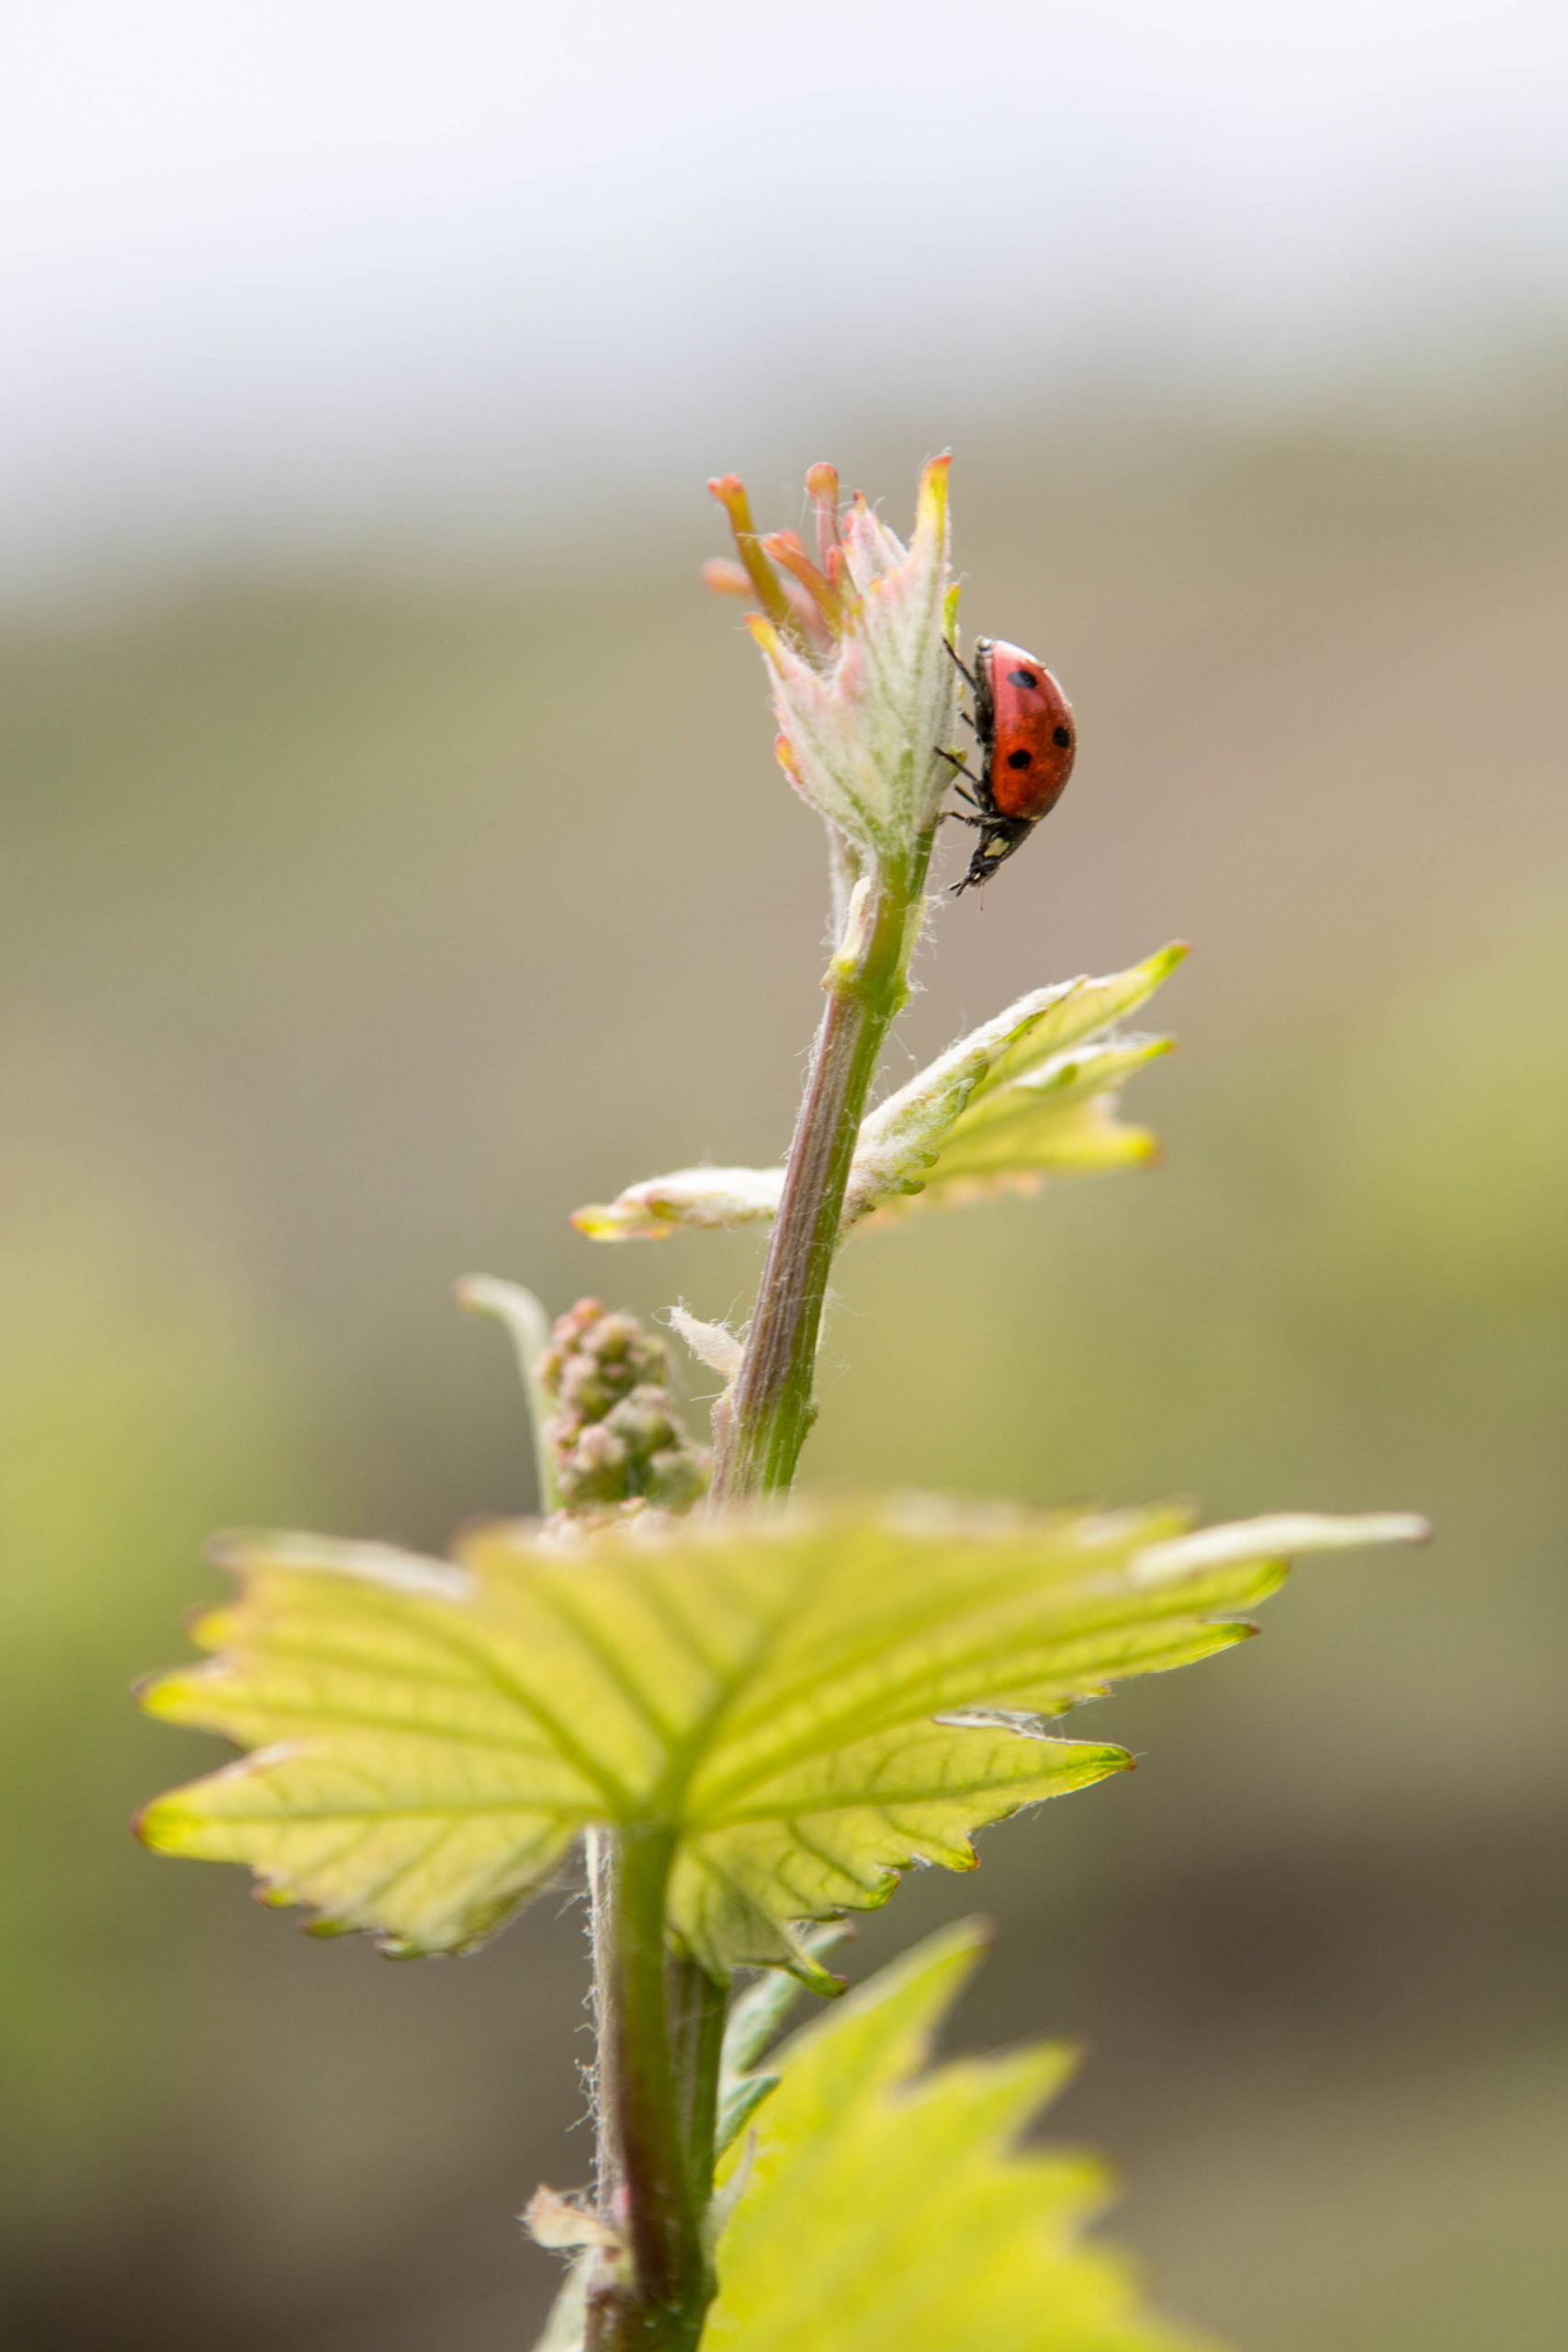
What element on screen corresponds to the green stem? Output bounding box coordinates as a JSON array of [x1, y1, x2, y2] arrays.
[[712, 842, 932, 1502], [586, 1827, 716, 2352], [669, 1954, 728, 2211]]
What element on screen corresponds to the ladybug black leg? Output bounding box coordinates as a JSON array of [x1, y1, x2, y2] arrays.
[[943, 639, 978, 694], [934, 747, 986, 791]]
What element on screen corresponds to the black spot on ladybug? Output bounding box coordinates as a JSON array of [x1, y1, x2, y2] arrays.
[[1008, 668, 1039, 690], [1053, 725, 1072, 748], [1007, 748, 1033, 770]]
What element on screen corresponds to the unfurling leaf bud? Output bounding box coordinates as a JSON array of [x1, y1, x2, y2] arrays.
[[707, 457, 958, 870], [571, 1167, 784, 1241], [537, 1298, 709, 1519]]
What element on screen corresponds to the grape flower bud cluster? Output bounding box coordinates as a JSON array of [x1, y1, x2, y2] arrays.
[[537, 1297, 709, 1520]]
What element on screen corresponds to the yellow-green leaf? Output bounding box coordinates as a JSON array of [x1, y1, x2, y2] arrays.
[[573, 944, 1186, 1241], [853, 1033, 1173, 1227], [705, 1918, 1217, 2352], [138, 1502, 1425, 1979]]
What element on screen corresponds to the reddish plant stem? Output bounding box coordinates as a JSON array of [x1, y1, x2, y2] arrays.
[[711, 845, 931, 1502]]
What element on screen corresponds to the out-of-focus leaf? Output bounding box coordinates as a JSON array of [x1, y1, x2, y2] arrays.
[[716, 1926, 845, 2155], [705, 1918, 1217, 2352], [572, 944, 1184, 1241], [138, 1501, 1424, 1981]]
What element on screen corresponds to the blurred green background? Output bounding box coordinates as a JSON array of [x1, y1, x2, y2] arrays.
[[4, 6, 1568, 2349], [6, 398, 1566, 2351]]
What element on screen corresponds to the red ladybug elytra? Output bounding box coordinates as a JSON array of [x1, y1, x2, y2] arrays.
[[938, 637, 1076, 894]]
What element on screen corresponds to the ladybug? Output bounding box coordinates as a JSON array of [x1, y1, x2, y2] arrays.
[[938, 638, 1077, 893]]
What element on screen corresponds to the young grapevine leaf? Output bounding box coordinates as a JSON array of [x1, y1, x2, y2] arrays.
[[705, 1918, 1215, 2352], [570, 944, 1184, 1242], [139, 1501, 1424, 1983]]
